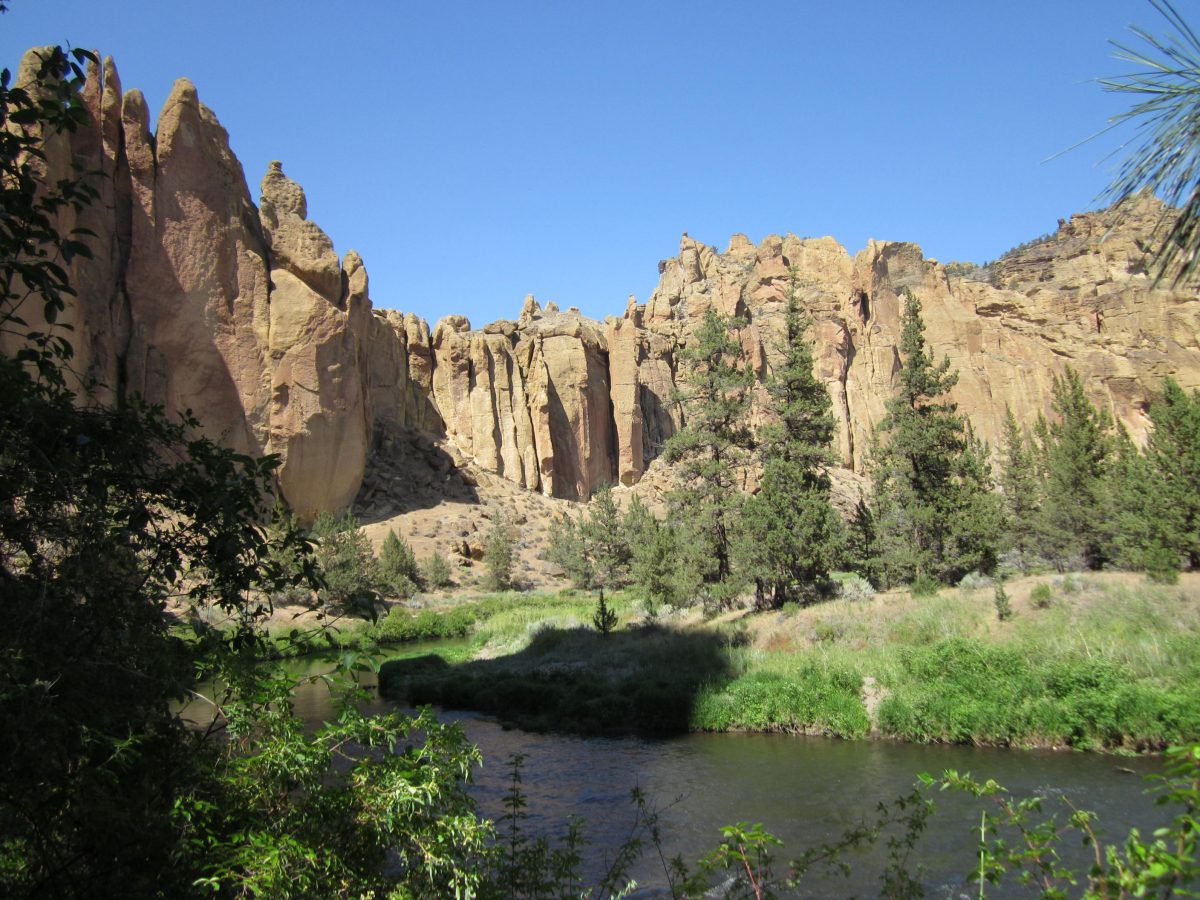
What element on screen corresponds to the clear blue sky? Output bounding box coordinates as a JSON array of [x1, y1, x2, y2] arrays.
[[0, 1, 1163, 327]]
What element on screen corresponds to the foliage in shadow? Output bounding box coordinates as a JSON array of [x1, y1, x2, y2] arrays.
[[380, 624, 736, 736]]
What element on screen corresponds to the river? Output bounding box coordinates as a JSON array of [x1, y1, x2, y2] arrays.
[[220, 652, 1170, 897]]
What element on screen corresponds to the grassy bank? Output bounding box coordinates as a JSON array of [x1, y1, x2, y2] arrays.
[[258, 588, 616, 659], [376, 573, 1200, 752]]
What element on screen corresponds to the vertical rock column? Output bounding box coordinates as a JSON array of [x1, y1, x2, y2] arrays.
[[121, 78, 273, 457], [259, 161, 370, 520]]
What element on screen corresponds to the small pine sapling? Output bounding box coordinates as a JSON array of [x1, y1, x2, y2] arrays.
[[592, 587, 618, 636], [993, 579, 1014, 621]]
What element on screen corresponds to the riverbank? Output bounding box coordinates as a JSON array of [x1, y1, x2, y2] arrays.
[[377, 572, 1200, 753]]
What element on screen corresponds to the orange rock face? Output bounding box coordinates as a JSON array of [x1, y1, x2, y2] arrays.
[[20, 49, 1200, 515]]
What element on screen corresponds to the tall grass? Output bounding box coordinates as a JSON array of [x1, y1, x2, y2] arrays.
[[372, 575, 1200, 751]]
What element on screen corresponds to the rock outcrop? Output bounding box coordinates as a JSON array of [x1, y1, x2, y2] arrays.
[[20, 48, 1200, 517]]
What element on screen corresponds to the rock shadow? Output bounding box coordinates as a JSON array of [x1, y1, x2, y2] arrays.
[[353, 426, 479, 524]]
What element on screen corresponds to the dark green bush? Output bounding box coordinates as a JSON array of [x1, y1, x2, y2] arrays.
[[910, 574, 941, 598]]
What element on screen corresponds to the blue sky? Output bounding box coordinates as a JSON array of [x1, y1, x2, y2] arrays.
[[0, 1, 1165, 326]]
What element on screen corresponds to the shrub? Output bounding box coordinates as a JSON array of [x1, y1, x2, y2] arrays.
[[1030, 583, 1053, 609], [810, 620, 843, 643], [910, 574, 941, 598], [958, 571, 993, 591], [371, 605, 476, 644], [838, 575, 876, 602], [691, 666, 869, 738], [1051, 573, 1086, 594]]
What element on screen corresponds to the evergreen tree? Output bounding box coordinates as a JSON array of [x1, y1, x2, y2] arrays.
[[662, 308, 755, 599], [870, 288, 1001, 586], [997, 406, 1042, 562], [1036, 367, 1114, 569], [845, 497, 880, 586], [421, 550, 453, 590], [1100, 426, 1179, 577], [1146, 377, 1200, 568], [578, 483, 631, 589], [623, 495, 681, 614], [484, 510, 516, 591], [948, 423, 1004, 578], [734, 273, 843, 607], [311, 511, 379, 613], [545, 510, 593, 588], [378, 528, 422, 597], [545, 485, 633, 590]]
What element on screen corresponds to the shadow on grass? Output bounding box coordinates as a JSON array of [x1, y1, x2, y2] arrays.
[[379, 624, 736, 736]]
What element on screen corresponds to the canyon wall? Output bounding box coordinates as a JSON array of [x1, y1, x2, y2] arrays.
[[18, 48, 1200, 515]]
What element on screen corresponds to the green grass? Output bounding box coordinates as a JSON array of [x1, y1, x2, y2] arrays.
[[876, 637, 1200, 751], [369, 576, 1200, 752], [691, 664, 870, 737]]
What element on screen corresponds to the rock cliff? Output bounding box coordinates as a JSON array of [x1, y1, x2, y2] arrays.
[[18, 48, 1200, 516]]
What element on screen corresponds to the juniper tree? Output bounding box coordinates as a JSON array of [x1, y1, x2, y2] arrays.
[[662, 308, 755, 597], [546, 510, 593, 588], [997, 406, 1042, 561], [845, 498, 880, 586], [949, 423, 1005, 578], [1101, 425, 1179, 578], [545, 484, 633, 590], [1036, 367, 1114, 569], [310, 511, 379, 612], [1097, 378, 1200, 579], [484, 510, 516, 591], [623, 494, 680, 613], [1145, 377, 1200, 567], [734, 273, 843, 607], [578, 483, 631, 589], [870, 288, 1001, 587], [378, 528, 421, 596]]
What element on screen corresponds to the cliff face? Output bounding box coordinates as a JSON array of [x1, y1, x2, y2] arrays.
[[19, 49, 1200, 515]]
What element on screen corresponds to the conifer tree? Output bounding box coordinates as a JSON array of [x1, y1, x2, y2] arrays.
[[1037, 367, 1114, 569], [845, 498, 880, 586], [949, 423, 1004, 577], [545, 485, 633, 590], [997, 406, 1041, 561], [1145, 377, 1200, 568], [734, 273, 843, 607], [662, 308, 755, 598], [623, 494, 680, 613], [870, 288, 1001, 586], [379, 528, 421, 596], [484, 510, 515, 591], [578, 483, 631, 589], [546, 510, 593, 589], [311, 511, 379, 612], [1101, 426, 1179, 577]]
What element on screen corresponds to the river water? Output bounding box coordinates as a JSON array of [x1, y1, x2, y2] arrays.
[[264, 654, 1168, 897]]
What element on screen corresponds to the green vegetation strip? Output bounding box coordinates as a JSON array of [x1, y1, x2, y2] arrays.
[[373, 581, 1200, 751]]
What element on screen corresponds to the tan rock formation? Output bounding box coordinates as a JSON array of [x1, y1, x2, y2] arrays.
[[121, 76, 273, 459], [19, 48, 1200, 519]]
